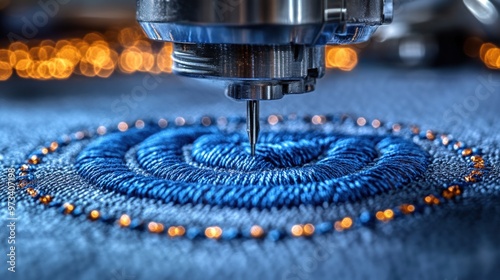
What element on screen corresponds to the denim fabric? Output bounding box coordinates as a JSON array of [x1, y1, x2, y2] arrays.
[[0, 66, 499, 280]]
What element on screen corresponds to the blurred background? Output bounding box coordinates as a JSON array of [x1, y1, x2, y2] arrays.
[[0, 0, 499, 83]]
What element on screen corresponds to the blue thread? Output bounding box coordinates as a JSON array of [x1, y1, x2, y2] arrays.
[[221, 228, 239, 240], [186, 228, 203, 239], [316, 222, 333, 234], [359, 211, 373, 225], [267, 230, 284, 241], [75, 125, 428, 209]]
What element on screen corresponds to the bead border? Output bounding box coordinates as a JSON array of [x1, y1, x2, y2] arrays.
[[16, 114, 487, 241]]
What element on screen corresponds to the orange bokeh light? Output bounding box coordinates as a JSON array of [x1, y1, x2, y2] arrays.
[[484, 47, 500, 69], [119, 47, 143, 73], [480, 43, 496, 61], [0, 26, 178, 81], [326, 46, 358, 71], [0, 61, 13, 81], [157, 43, 173, 73]]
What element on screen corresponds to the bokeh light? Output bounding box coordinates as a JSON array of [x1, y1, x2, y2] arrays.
[[479, 42, 500, 69], [326, 46, 358, 71], [0, 26, 175, 81], [157, 43, 173, 73], [2, 28, 498, 82]]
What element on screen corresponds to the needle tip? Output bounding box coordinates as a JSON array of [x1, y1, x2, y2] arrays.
[[247, 100, 260, 157]]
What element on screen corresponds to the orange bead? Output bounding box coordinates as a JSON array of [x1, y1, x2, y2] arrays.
[[118, 122, 128, 132], [89, 210, 100, 221], [461, 148, 472, 156], [441, 135, 450, 146], [168, 226, 186, 237], [471, 156, 484, 163], [442, 185, 462, 199], [453, 142, 463, 150], [20, 164, 30, 172], [392, 124, 402, 132], [370, 119, 381, 128], [205, 226, 222, 239], [49, 141, 59, 152], [148, 222, 165, 233], [383, 209, 394, 220], [426, 130, 436, 141], [250, 225, 264, 238], [119, 214, 131, 227], [424, 195, 440, 205], [442, 189, 455, 200], [26, 188, 38, 197], [340, 217, 353, 229], [39, 195, 52, 205], [312, 115, 326, 125], [303, 224, 315, 236], [400, 204, 415, 215], [28, 155, 40, 164], [464, 175, 476, 183], [291, 225, 304, 237], [375, 211, 386, 221], [448, 185, 462, 196], [63, 203, 75, 214], [356, 117, 367, 126]]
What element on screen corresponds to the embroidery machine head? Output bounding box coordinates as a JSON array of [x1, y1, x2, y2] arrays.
[[136, 0, 393, 155]]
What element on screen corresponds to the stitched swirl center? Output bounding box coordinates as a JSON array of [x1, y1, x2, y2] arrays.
[[190, 133, 328, 171], [75, 125, 429, 208]]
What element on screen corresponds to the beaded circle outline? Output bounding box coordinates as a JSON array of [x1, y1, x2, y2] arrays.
[[16, 114, 488, 241]]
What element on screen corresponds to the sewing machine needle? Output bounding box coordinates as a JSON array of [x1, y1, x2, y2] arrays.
[[247, 100, 260, 156]]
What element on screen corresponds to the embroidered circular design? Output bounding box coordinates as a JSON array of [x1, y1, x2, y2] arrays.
[[17, 114, 488, 240], [75, 125, 428, 208]]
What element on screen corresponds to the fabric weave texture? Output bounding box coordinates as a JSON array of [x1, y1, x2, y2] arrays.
[[0, 66, 499, 280]]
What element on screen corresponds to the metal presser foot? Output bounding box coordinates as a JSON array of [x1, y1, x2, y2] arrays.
[[136, 0, 393, 155]]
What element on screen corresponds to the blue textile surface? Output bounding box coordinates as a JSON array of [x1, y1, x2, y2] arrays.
[[0, 65, 499, 280]]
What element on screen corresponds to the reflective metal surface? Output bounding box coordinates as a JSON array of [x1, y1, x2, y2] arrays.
[[137, 0, 392, 152], [246, 100, 260, 156], [173, 44, 324, 81], [137, 0, 391, 99], [137, 0, 392, 45]]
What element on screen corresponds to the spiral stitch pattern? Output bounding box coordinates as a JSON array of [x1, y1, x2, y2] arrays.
[[75, 124, 428, 208]]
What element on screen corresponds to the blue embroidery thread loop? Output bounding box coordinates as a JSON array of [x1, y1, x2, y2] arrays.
[[75, 125, 429, 209]]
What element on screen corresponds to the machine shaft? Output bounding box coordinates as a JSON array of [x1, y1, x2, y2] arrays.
[[246, 100, 260, 156], [137, 0, 393, 157]]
